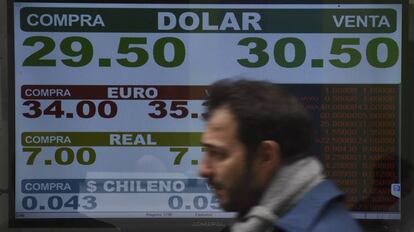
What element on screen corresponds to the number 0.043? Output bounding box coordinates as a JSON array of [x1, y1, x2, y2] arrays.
[[22, 195, 97, 210], [238, 37, 399, 68]]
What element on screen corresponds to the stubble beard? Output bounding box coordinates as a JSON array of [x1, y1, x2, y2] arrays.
[[219, 165, 263, 216]]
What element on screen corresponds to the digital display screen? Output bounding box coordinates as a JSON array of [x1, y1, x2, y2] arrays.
[[11, 0, 402, 223]]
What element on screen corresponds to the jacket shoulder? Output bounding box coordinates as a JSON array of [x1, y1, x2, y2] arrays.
[[309, 198, 363, 232], [275, 180, 363, 232]]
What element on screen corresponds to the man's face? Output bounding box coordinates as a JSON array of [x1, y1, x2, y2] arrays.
[[198, 106, 260, 213]]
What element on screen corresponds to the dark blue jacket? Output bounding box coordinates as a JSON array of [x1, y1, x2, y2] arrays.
[[275, 180, 363, 232]]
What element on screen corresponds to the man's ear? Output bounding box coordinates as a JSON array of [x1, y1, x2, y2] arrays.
[[254, 140, 281, 183]]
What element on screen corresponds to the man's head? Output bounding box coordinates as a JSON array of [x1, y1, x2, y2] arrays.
[[198, 79, 313, 214]]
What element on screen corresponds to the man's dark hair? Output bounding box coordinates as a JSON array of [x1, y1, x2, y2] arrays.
[[205, 78, 314, 162]]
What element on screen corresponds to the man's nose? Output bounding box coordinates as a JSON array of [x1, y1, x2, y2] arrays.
[[198, 156, 213, 178]]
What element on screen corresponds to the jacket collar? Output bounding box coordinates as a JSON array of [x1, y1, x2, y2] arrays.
[[275, 180, 344, 231]]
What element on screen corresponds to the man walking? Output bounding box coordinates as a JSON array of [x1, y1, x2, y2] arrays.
[[199, 79, 362, 232]]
